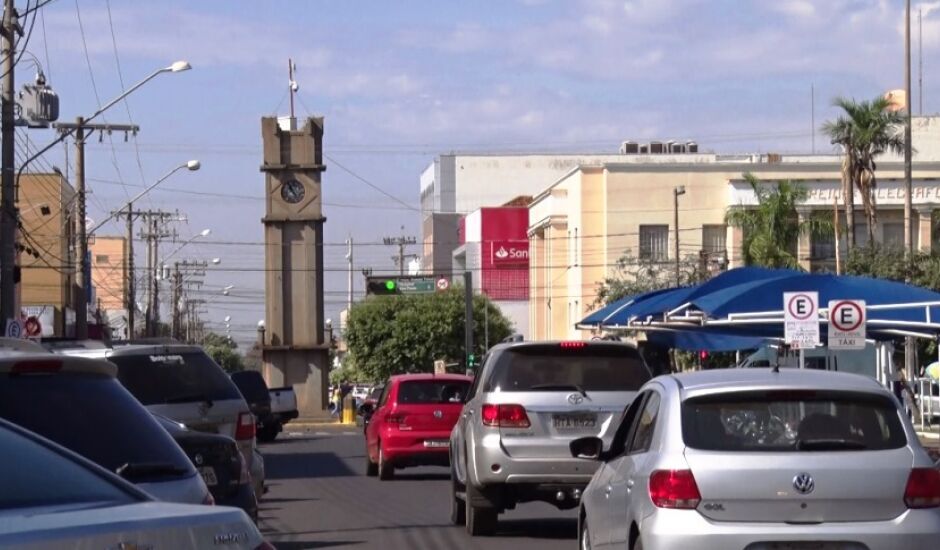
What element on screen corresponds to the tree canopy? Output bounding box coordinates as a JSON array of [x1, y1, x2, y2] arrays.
[[202, 332, 244, 374], [344, 289, 513, 382]]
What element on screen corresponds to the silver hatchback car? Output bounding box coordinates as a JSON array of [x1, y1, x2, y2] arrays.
[[450, 340, 652, 536], [572, 368, 940, 550]]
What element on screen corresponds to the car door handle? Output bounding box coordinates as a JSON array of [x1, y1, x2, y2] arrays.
[[626, 479, 635, 488], [464, 409, 474, 417]]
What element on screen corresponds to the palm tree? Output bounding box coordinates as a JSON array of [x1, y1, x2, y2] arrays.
[[725, 173, 830, 269], [822, 96, 906, 248]]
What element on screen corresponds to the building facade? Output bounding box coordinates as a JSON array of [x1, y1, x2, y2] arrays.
[[454, 206, 530, 338], [17, 173, 75, 337], [90, 236, 128, 337]]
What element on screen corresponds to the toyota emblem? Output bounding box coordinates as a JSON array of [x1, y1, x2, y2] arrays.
[[792, 473, 815, 495], [433, 410, 443, 419], [567, 393, 584, 405]]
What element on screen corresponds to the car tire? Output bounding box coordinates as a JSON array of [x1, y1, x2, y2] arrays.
[[450, 477, 466, 525], [580, 516, 592, 550], [365, 448, 378, 477], [257, 424, 279, 443], [465, 484, 497, 536], [378, 446, 394, 480]]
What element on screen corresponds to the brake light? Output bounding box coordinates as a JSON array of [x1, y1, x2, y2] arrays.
[[235, 412, 256, 441], [904, 468, 940, 509], [385, 413, 407, 424], [481, 404, 530, 428], [560, 341, 587, 349], [649, 470, 701, 509], [11, 359, 63, 374], [202, 491, 215, 506]]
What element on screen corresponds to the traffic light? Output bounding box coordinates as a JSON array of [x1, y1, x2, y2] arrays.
[[366, 278, 400, 296]]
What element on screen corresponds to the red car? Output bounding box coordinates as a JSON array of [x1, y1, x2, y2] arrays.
[[363, 373, 472, 480]]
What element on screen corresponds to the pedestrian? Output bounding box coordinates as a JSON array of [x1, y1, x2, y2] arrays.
[[893, 364, 918, 418], [331, 386, 342, 418]]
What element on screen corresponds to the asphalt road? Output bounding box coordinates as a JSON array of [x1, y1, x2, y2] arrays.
[[258, 426, 577, 550]]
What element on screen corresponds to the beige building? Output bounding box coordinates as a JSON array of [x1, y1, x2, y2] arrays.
[[17, 173, 75, 336], [90, 236, 126, 310], [528, 151, 940, 341]]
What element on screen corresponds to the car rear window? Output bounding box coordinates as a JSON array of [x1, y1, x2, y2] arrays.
[[109, 351, 242, 405], [397, 380, 470, 404], [483, 343, 651, 392], [682, 390, 908, 452], [230, 371, 270, 404], [0, 373, 195, 478]]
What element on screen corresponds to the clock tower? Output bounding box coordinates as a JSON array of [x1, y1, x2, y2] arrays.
[[259, 116, 329, 418]]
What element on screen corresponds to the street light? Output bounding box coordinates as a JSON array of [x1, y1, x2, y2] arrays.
[[673, 185, 686, 286], [162, 228, 211, 265]]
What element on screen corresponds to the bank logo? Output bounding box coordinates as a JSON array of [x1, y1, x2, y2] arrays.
[[495, 246, 510, 259]]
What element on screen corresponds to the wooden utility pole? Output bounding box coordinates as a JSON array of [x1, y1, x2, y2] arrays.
[[0, 0, 17, 327], [384, 230, 417, 276], [137, 209, 177, 337], [905, 0, 914, 257], [833, 195, 842, 275], [170, 262, 182, 340]]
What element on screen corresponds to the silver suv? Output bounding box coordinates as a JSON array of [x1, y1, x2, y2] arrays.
[[449, 340, 652, 536]]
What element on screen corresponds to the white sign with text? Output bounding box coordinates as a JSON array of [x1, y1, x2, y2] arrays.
[[783, 292, 819, 348]]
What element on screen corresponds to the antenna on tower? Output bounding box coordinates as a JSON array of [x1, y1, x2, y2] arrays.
[[288, 58, 299, 120]]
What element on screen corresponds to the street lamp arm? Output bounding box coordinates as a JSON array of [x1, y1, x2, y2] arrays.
[[87, 162, 192, 235]]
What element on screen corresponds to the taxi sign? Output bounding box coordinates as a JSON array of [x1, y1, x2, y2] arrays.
[[783, 292, 819, 349], [828, 300, 866, 350]]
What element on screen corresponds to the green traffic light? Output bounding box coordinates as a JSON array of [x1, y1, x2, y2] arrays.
[[385, 280, 396, 291]]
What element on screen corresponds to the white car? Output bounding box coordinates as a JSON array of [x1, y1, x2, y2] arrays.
[[0, 417, 271, 549]]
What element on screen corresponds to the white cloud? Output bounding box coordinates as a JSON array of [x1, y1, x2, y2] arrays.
[[772, 0, 817, 19]]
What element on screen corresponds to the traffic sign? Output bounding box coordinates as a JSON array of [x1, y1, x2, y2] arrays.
[[24, 316, 41, 339], [434, 359, 446, 375], [783, 292, 819, 348], [4, 319, 23, 339], [828, 300, 866, 349], [436, 277, 450, 291]]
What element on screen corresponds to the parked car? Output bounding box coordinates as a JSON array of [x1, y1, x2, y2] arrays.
[[55, 343, 265, 498], [269, 384, 299, 434], [0, 353, 212, 505], [572, 368, 940, 550], [232, 370, 275, 441], [362, 373, 472, 480], [154, 414, 258, 522], [0, 416, 270, 549], [450, 340, 652, 536]]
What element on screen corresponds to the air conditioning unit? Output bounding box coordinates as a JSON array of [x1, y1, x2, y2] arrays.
[[620, 141, 639, 154], [686, 141, 699, 153]]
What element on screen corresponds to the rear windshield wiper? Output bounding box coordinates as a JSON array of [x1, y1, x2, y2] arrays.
[[164, 393, 214, 406], [529, 384, 589, 398], [795, 438, 868, 451], [116, 462, 189, 480]]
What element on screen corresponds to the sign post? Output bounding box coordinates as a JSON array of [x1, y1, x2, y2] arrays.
[[783, 292, 820, 349], [827, 300, 866, 350]]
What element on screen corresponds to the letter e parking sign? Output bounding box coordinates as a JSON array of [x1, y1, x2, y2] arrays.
[[827, 300, 866, 350]]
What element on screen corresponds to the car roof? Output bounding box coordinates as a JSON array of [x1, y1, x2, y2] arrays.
[[0, 353, 117, 377], [387, 373, 472, 384], [667, 367, 886, 399]]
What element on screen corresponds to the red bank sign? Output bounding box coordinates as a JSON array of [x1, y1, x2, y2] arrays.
[[490, 241, 529, 266]]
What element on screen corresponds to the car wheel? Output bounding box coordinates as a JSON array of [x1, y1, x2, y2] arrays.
[[257, 424, 279, 443], [365, 446, 378, 477], [580, 516, 592, 550], [449, 476, 466, 525], [378, 446, 394, 480], [465, 483, 497, 536]]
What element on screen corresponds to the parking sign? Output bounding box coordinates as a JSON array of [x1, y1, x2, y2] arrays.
[[783, 292, 819, 348], [828, 300, 866, 349]]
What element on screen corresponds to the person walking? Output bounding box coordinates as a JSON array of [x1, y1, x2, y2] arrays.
[[331, 386, 342, 419]]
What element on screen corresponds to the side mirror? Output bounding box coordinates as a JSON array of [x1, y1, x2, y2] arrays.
[[569, 436, 604, 460], [358, 403, 374, 417]]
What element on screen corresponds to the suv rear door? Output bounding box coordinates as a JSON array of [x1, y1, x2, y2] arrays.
[[682, 389, 913, 523], [392, 378, 471, 440], [485, 342, 651, 459]]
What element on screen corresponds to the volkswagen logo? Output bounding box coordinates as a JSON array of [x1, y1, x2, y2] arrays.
[[433, 410, 443, 419], [567, 393, 584, 405], [792, 473, 815, 495]]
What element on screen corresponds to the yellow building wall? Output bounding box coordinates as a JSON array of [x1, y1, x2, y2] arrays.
[[90, 236, 126, 310]]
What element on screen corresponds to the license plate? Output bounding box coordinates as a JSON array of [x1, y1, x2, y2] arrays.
[[423, 439, 449, 448], [199, 466, 218, 487], [553, 413, 596, 429]]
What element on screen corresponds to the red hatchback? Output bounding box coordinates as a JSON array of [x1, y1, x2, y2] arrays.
[[363, 373, 472, 480]]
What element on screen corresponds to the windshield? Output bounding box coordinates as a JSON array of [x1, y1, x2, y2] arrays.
[[0, 373, 195, 479], [682, 390, 908, 452], [231, 371, 270, 404], [109, 351, 243, 405], [484, 344, 651, 392], [0, 422, 138, 511], [397, 380, 470, 404]]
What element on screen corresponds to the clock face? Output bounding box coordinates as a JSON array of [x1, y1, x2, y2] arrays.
[[280, 179, 305, 203]]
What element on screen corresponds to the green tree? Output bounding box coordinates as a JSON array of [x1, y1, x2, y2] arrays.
[[725, 173, 829, 269], [822, 96, 906, 247], [344, 289, 513, 382], [593, 254, 707, 307], [202, 332, 244, 374]]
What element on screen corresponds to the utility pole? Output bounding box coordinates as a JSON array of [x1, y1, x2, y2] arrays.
[[811, 84, 815, 154], [137, 209, 177, 336], [53, 119, 139, 338], [919, 8, 924, 115], [383, 228, 416, 276], [464, 271, 473, 373], [124, 204, 135, 338], [170, 262, 181, 340], [673, 186, 686, 286], [0, 0, 18, 327], [905, 0, 917, 380], [346, 237, 353, 311]]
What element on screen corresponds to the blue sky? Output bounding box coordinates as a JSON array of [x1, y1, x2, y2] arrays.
[[20, 0, 931, 345]]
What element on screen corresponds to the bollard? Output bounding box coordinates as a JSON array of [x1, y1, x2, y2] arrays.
[[342, 395, 355, 425]]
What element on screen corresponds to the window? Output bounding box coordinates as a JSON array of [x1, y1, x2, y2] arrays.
[[95, 254, 109, 264], [108, 351, 242, 405], [397, 380, 471, 404], [639, 225, 668, 261], [607, 393, 649, 459], [811, 230, 835, 259], [854, 222, 869, 247], [627, 392, 661, 454], [702, 225, 726, 254], [883, 222, 904, 248]]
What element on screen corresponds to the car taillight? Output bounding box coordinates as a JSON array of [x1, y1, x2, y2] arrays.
[[11, 359, 63, 374], [904, 468, 940, 509], [649, 470, 701, 509], [385, 412, 407, 424], [202, 491, 215, 506], [235, 412, 256, 441], [481, 404, 530, 428], [560, 341, 587, 349]]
